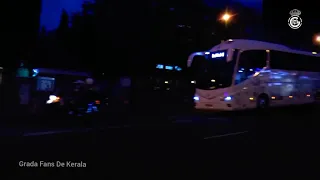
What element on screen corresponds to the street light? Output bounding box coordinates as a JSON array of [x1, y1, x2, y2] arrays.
[[316, 35, 320, 43], [313, 34, 320, 46], [221, 13, 231, 22], [219, 9, 235, 23], [219, 10, 235, 40]]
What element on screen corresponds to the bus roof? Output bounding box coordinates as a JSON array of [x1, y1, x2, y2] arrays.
[[209, 39, 320, 57], [33, 68, 91, 77]]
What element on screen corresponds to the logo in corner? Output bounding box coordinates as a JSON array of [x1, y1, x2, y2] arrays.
[[288, 9, 302, 29]]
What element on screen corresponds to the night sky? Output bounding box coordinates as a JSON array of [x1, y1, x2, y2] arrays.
[[40, 0, 262, 31], [40, 0, 92, 31]]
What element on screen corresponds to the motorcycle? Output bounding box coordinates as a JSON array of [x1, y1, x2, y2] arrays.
[[68, 99, 101, 117], [45, 94, 67, 116], [46, 94, 103, 116]]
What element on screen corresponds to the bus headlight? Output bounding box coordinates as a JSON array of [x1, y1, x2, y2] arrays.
[[193, 96, 199, 101], [224, 96, 232, 101]]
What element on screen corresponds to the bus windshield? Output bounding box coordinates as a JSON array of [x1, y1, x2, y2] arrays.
[[190, 50, 237, 90]]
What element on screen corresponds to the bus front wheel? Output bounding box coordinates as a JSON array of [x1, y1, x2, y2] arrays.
[[256, 94, 269, 109]]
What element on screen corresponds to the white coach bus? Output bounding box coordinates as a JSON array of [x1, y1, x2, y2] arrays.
[[187, 39, 320, 111]]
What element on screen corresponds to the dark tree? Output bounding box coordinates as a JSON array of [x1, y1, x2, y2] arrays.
[[34, 9, 72, 69], [68, 1, 96, 71], [35, 4, 95, 71], [56, 9, 70, 40]]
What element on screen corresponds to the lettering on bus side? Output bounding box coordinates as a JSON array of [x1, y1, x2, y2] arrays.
[[211, 52, 225, 58]]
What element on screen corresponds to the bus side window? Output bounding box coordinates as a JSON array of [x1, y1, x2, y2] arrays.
[[236, 50, 267, 84], [270, 51, 320, 72]]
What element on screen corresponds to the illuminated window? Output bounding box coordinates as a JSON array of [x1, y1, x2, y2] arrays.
[[156, 64, 164, 69], [37, 77, 55, 92], [175, 66, 182, 71], [16, 68, 29, 78]]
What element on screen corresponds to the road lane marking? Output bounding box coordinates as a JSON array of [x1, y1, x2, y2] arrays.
[[22, 125, 137, 136], [168, 116, 177, 120], [207, 117, 229, 121], [24, 130, 75, 136], [173, 119, 193, 123], [23, 125, 144, 136], [23, 128, 92, 137], [203, 131, 249, 139]]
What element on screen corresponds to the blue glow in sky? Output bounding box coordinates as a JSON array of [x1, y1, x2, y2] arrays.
[[40, 0, 91, 31], [204, 0, 262, 11], [40, 0, 262, 31], [235, 0, 262, 10]]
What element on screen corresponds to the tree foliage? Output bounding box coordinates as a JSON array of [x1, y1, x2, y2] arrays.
[[35, 0, 262, 73]]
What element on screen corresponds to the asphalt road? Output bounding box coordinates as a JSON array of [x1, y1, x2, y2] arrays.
[[2, 104, 320, 178]]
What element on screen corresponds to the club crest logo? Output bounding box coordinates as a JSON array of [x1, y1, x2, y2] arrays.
[[288, 9, 302, 29]]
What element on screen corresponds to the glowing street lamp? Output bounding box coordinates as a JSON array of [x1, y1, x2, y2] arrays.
[[219, 10, 235, 27], [221, 13, 231, 22], [218, 10, 235, 40], [313, 34, 320, 46], [219, 8, 235, 23], [316, 35, 320, 43]]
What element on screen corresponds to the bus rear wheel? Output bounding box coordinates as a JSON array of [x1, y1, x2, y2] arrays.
[[257, 94, 269, 109]]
